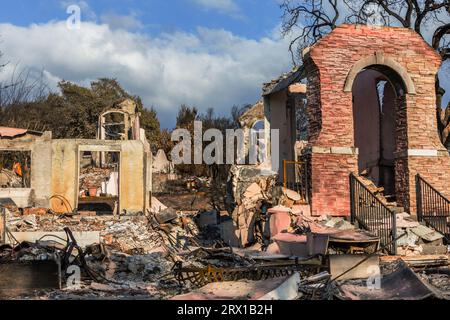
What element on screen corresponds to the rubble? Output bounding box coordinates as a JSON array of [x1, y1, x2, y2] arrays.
[[79, 167, 114, 194], [102, 218, 163, 254], [227, 165, 276, 248], [335, 261, 443, 300], [0, 168, 23, 188], [1, 171, 449, 301], [171, 272, 302, 300], [395, 212, 446, 256]]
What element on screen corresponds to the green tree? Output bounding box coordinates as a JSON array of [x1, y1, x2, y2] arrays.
[[0, 78, 162, 150]]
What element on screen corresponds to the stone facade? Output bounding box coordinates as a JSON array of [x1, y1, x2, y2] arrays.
[[302, 24, 449, 216]]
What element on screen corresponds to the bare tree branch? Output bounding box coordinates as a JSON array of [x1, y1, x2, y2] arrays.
[[280, 0, 450, 146], [281, 0, 340, 65]]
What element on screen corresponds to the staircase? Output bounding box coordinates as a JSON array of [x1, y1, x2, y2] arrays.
[[416, 174, 450, 243], [350, 173, 397, 255], [356, 175, 406, 214]]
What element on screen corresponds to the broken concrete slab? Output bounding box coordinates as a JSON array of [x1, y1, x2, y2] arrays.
[[0, 260, 61, 298], [8, 231, 100, 248], [410, 225, 444, 242], [150, 197, 168, 214], [329, 254, 380, 281], [154, 207, 178, 224], [396, 213, 421, 228], [336, 261, 442, 300], [396, 228, 420, 247], [323, 217, 354, 230], [171, 272, 301, 300], [282, 188, 302, 202]]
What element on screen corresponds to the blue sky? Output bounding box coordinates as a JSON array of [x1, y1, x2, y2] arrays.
[[0, 1, 448, 129], [0, 0, 293, 128], [0, 0, 282, 39]]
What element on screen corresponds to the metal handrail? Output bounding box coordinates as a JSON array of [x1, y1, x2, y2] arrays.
[[416, 174, 450, 243], [350, 173, 395, 211], [350, 173, 397, 255], [282, 160, 310, 204], [416, 174, 450, 204]]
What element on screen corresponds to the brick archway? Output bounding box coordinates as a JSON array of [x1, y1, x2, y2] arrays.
[[301, 24, 450, 217], [344, 52, 416, 95], [351, 66, 406, 202]]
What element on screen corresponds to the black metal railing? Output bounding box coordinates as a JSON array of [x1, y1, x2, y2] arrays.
[[416, 174, 450, 243], [350, 173, 397, 255], [283, 160, 310, 204]]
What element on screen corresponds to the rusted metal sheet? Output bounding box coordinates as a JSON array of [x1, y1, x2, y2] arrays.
[[336, 261, 441, 300], [0, 260, 61, 298], [0, 127, 28, 138], [173, 257, 324, 288]]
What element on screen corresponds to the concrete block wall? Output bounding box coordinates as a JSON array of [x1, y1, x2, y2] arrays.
[[50, 140, 147, 214]]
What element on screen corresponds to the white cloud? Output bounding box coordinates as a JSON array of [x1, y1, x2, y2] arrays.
[[0, 21, 292, 127], [59, 0, 97, 21], [100, 12, 144, 31], [191, 0, 242, 17]]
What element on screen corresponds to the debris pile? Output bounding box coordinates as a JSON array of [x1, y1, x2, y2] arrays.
[[102, 218, 164, 254], [396, 213, 446, 256], [79, 167, 115, 195], [7, 213, 38, 231], [227, 165, 277, 247], [0, 169, 23, 188], [1, 186, 449, 301]]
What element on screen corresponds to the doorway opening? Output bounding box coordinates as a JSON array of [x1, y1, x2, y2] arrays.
[[78, 151, 120, 215], [352, 67, 405, 200]]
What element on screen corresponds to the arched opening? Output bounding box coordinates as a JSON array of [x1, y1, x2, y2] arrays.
[[352, 66, 407, 200], [250, 119, 266, 164], [251, 119, 265, 131]]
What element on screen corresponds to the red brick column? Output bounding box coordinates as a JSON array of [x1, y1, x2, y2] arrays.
[[302, 24, 448, 216], [309, 151, 358, 216]]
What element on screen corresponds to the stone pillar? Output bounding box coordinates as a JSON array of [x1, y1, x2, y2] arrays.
[[304, 147, 358, 216]]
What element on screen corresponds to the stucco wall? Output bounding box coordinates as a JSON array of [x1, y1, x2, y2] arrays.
[[0, 133, 52, 208], [50, 139, 147, 214], [267, 90, 296, 179]]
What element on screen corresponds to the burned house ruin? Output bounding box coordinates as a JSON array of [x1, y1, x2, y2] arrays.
[[263, 24, 450, 217], [0, 99, 152, 216]]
